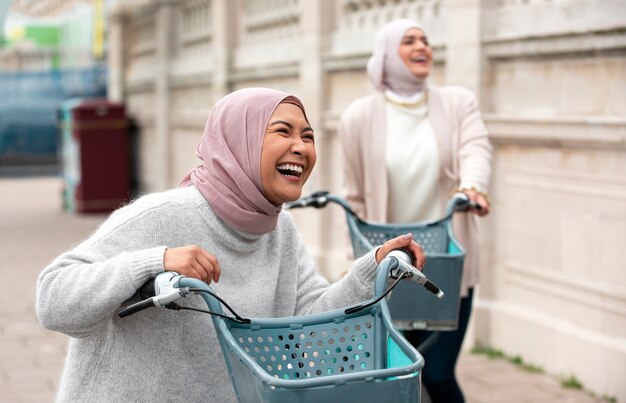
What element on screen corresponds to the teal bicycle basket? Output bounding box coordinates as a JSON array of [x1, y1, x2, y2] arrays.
[[177, 256, 424, 403]]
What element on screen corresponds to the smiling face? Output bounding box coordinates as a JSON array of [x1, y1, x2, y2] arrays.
[[260, 102, 316, 206], [398, 27, 432, 79]]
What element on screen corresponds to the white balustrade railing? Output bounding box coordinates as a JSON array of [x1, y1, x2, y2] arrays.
[[127, 9, 156, 85], [233, 0, 302, 69], [179, 0, 213, 60], [331, 0, 445, 57], [130, 11, 156, 57]]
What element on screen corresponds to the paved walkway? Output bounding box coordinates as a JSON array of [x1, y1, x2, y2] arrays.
[[0, 177, 603, 402]]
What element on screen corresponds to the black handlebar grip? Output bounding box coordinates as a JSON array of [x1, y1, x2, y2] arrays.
[[454, 198, 482, 213], [118, 298, 155, 318], [284, 200, 306, 209], [423, 280, 442, 296]]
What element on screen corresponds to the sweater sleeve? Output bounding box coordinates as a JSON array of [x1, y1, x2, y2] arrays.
[[288, 218, 378, 316], [35, 200, 175, 338]]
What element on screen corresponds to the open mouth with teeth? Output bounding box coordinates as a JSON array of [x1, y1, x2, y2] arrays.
[[276, 163, 303, 178]]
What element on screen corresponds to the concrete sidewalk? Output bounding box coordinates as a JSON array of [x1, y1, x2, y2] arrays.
[[0, 177, 603, 402]]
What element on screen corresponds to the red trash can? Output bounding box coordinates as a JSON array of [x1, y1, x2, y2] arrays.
[[62, 99, 130, 213]]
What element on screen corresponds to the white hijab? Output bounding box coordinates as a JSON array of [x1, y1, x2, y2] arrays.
[[366, 19, 427, 97]]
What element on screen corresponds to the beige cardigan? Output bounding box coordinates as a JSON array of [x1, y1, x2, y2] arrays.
[[339, 85, 492, 296]]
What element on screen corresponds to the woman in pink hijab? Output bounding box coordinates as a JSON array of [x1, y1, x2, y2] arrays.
[[339, 20, 493, 403], [37, 87, 425, 402]]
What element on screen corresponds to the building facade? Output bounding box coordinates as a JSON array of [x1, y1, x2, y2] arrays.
[[107, 0, 626, 400]]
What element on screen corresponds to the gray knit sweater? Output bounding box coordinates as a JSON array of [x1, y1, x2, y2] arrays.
[[36, 186, 379, 402]]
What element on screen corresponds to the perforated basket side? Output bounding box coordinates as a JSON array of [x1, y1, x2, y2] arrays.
[[229, 314, 378, 380], [190, 261, 425, 403], [348, 216, 450, 260], [222, 331, 422, 403]]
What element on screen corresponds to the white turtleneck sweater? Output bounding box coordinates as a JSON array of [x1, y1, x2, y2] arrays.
[[384, 90, 441, 223]]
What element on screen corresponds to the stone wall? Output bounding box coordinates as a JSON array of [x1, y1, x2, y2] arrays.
[[108, 0, 626, 400]]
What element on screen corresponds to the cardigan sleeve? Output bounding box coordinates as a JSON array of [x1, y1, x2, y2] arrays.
[[339, 101, 367, 219], [455, 89, 493, 193]]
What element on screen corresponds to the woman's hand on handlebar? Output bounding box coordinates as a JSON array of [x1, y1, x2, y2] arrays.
[[375, 233, 426, 270], [462, 189, 490, 217], [163, 245, 221, 284]]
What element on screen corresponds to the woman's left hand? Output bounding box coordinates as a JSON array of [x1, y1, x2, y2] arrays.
[[463, 189, 490, 217], [375, 233, 426, 270]]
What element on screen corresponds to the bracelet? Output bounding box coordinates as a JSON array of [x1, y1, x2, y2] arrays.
[[451, 186, 491, 206]]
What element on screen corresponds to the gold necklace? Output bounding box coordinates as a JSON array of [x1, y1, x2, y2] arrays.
[[384, 88, 429, 108]]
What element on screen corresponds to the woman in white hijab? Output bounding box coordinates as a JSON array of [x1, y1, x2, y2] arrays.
[[339, 19, 493, 403]]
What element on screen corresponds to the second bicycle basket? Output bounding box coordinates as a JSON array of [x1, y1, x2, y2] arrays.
[[287, 192, 470, 331]]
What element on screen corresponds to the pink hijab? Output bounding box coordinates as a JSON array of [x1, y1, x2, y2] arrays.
[[367, 19, 427, 96], [180, 88, 306, 234]]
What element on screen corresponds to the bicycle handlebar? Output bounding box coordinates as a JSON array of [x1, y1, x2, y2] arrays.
[[285, 191, 481, 222], [118, 248, 442, 319], [118, 297, 156, 317], [118, 272, 189, 317], [450, 192, 482, 214], [346, 248, 444, 315], [118, 288, 189, 317], [387, 250, 443, 298], [284, 190, 331, 209]]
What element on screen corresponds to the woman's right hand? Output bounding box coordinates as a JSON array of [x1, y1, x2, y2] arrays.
[[163, 245, 221, 284], [375, 233, 426, 270]]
